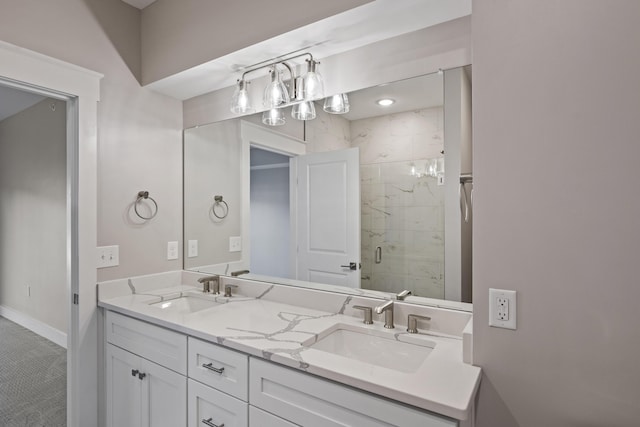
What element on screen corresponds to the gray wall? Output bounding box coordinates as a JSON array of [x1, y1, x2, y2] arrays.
[[183, 120, 242, 269], [473, 1, 640, 425], [141, 0, 372, 84], [0, 0, 183, 282], [0, 99, 67, 333]]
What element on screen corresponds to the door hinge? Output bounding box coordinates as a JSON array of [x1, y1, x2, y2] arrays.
[[73, 293, 79, 305]]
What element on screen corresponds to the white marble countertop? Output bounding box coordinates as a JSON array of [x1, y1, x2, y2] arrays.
[[98, 273, 481, 421]]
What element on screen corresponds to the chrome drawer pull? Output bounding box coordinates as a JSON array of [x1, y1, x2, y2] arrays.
[[202, 417, 224, 427], [202, 363, 225, 374]]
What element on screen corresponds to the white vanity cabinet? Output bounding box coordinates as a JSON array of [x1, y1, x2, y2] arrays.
[[105, 312, 188, 427], [103, 309, 463, 427]]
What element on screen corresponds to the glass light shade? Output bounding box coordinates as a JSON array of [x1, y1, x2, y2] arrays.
[[323, 93, 350, 114], [301, 60, 324, 100], [291, 101, 316, 121], [230, 80, 253, 114], [263, 69, 290, 108], [262, 108, 286, 126]]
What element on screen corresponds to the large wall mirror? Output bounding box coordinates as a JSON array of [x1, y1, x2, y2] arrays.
[[184, 66, 472, 308]]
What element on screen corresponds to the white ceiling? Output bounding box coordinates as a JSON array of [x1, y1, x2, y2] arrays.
[[146, 0, 471, 100], [121, 0, 156, 10], [340, 72, 443, 121], [0, 85, 45, 122]]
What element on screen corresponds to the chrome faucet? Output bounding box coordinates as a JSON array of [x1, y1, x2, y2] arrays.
[[396, 290, 412, 300], [375, 300, 394, 329], [230, 269, 250, 277], [197, 275, 220, 294]]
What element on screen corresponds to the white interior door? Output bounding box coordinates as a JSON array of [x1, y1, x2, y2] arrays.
[[292, 147, 360, 288]]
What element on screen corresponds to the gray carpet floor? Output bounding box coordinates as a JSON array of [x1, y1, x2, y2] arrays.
[[0, 316, 66, 427]]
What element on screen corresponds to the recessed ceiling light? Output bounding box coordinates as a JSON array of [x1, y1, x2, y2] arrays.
[[376, 98, 395, 107]]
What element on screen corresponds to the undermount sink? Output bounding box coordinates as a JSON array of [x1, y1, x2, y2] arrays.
[[149, 294, 222, 314], [305, 324, 435, 373]]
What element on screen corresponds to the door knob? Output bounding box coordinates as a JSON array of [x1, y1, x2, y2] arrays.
[[340, 262, 360, 270]]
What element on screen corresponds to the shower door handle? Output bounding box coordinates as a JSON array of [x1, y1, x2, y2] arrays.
[[375, 246, 382, 264]]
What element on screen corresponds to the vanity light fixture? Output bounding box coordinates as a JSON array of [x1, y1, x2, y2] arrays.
[[377, 98, 395, 107], [323, 93, 350, 114], [230, 51, 335, 126]]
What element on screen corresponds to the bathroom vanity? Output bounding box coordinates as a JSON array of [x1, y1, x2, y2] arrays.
[[98, 271, 480, 427]]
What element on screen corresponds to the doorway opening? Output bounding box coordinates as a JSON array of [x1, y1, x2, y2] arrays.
[[249, 147, 291, 278], [0, 82, 69, 425]]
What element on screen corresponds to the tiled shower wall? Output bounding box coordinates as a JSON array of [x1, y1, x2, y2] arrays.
[[351, 108, 444, 298], [306, 106, 445, 298]]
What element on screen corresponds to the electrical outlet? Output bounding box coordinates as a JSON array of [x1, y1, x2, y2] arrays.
[[188, 240, 198, 258], [489, 288, 517, 330], [167, 241, 179, 260], [496, 297, 509, 320], [97, 245, 119, 268]]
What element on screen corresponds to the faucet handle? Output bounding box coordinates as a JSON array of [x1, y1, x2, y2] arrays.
[[197, 275, 220, 293], [407, 314, 431, 334], [352, 305, 373, 324], [224, 284, 238, 298]]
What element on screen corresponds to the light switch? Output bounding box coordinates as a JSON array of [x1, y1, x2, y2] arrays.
[[167, 241, 179, 260], [229, 236, 242, 252], [188, 240, 198, 258], [97, 245, 119, 268]]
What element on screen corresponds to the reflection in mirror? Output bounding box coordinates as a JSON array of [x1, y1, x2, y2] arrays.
[[184, 68, 472, 306]]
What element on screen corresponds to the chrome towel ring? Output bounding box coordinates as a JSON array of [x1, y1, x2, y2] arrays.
[[212, 195, 229, 219], [135, 190, 158, 220]]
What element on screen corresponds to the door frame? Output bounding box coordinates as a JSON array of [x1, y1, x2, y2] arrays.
[[0, 41, 101, 426]]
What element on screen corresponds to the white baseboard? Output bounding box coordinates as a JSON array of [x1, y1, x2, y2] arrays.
[[0, 305, 67, 349]]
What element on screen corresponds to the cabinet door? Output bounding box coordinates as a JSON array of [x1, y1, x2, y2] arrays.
[[106, 344, 141, 427], [140, 357, 187, 427]]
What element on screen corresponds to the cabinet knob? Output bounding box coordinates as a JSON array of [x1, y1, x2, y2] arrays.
[[131, 369, 139, 377], [137, 372, 146, 380], [202, 418, 224, 427]]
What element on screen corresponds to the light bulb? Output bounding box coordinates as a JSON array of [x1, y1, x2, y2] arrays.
[[262, 108, 286, 126], [263, 68, 290, 108], [323, 93, 350, 114], [291, 101, 316, 121], [301, 60, 324, 100], [230, 79, 253, 114]]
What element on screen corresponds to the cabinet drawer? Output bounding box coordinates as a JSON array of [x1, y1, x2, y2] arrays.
[[188, 337, 248, 400], [188, 379, 248, 427], [106, 311, 187, 375], [249, 406, 297, 427], [250, 358, 457, 427]]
